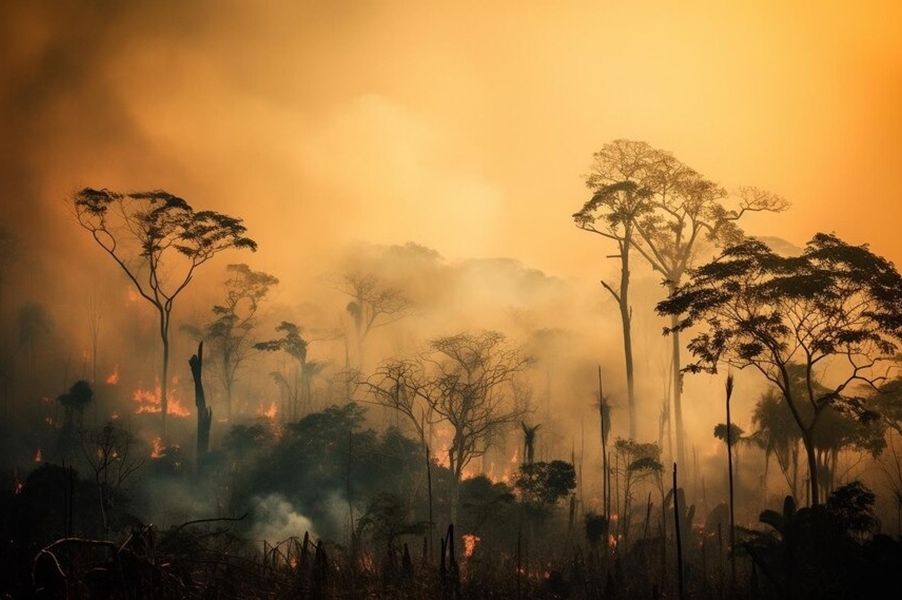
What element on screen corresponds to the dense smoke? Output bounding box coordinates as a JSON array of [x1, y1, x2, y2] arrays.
[[2, 0, 902, 576]]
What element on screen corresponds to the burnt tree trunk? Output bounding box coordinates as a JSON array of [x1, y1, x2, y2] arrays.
[[189, 341, 212, 468]]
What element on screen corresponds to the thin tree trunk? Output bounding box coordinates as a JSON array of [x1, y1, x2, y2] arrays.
[[670, 312, 687, 474]]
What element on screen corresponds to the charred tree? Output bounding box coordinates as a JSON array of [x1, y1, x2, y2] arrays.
[[189, 342, 212, 468]]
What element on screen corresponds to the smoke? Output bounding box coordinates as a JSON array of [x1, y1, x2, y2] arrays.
[[248, 493, 316, 546], [2, 0, 901, 534]]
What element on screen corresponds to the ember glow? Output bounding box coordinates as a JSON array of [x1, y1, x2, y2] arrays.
[[105, 365, 120, 385]]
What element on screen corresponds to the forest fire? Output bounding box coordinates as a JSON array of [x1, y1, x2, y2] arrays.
[[105, 365, 120, 385], [256, 401, 277, 419], [462, 533, 480, 558], [150, 436, 166, 459], [132, 378, 191, 417]]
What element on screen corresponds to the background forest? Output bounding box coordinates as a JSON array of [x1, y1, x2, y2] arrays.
[[2, 2, 902, 599]]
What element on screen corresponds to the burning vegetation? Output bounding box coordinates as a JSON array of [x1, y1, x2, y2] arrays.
[[3, 149, 902, 598]]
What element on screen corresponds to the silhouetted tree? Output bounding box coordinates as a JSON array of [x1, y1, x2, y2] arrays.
[[575, 139, 788, 466], [658, 233, 902, 505], [56, 379, 94, 460], [339, 271, 410, 374], [73, 188, 256, 437], [79, 421, 145, 533], [255, 321, 319, 420], [514, 459, 576, 519], [188, 341, 212, 465], [185, 263, 278, 420], [369, 330, 532, 525], [520, 422, 540, 464]]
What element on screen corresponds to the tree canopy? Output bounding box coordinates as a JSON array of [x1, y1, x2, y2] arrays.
[[657, 232, 902, 504], [73, 188, 256, 436]]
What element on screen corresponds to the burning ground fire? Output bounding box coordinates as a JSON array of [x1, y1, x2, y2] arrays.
[[132, 378, 191, 417], [105, 365, 120, 385], [256, 400, 277, 419], [462, 533, 480, 558]]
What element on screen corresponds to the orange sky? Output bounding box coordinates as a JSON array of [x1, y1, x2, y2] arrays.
[[1, 0, 900, 286]]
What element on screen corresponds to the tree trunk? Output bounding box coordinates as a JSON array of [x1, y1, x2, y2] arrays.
[[802, 431, 820, 506], [670, 312, 687, 477], [160, 308, 171, 440], [190, 342, 212, 470]]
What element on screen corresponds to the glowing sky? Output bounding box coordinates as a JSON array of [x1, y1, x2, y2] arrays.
[[1, 0, 900, 289]]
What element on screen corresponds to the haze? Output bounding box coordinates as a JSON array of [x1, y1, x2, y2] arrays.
[[1, 0, 901, 496]]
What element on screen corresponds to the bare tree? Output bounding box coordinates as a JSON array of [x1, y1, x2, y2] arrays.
[[368, 330, 532, 525], [339, 272, 410, 374], [72, 188, 256, 437], [80, 421, 145, 533]]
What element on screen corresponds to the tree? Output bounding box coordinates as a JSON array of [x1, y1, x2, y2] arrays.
[[186, 263, 278, 420], [574, 141, 657, 439], [514, 459, 576, 517], [575, 139, 788, 464], [520, 422, 540, 465], [79, 421, 145, 533], [255, 321, 322, 420], [368, 330, 532, 525], [73, 188, 257, 437], [339, 272, 411, 374], [56, 379, 94, 461], [657, 233, 902, 505]]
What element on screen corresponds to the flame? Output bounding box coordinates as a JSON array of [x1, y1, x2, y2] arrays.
[[150, 436, 166, 459], [485, 448, 520, 483], [257, 401, 277, 419], [34, 448, 42, 462], [132, 377, 191, 417], [105, 365, 120, 385], [462, 533, 480, 558]]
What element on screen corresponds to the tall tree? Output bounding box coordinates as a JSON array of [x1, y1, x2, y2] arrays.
[[631, 172, 788, 471], [73, 188, 256, 437], [339, 272, 410, 374], [368, 330, 532, 525], [575, 139, 788, 465], [657, 233, 902, 505], [186, 263, 278, 420], [574, 140, 660, 438]]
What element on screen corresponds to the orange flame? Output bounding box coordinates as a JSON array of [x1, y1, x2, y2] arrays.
[[132, 377, 191, 417], [150, 436, 166, 459], [462, 533, 480, 558], [257, 401, 277, 419], [34, 448, 43, 462], [105, 365, 120, 385]]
